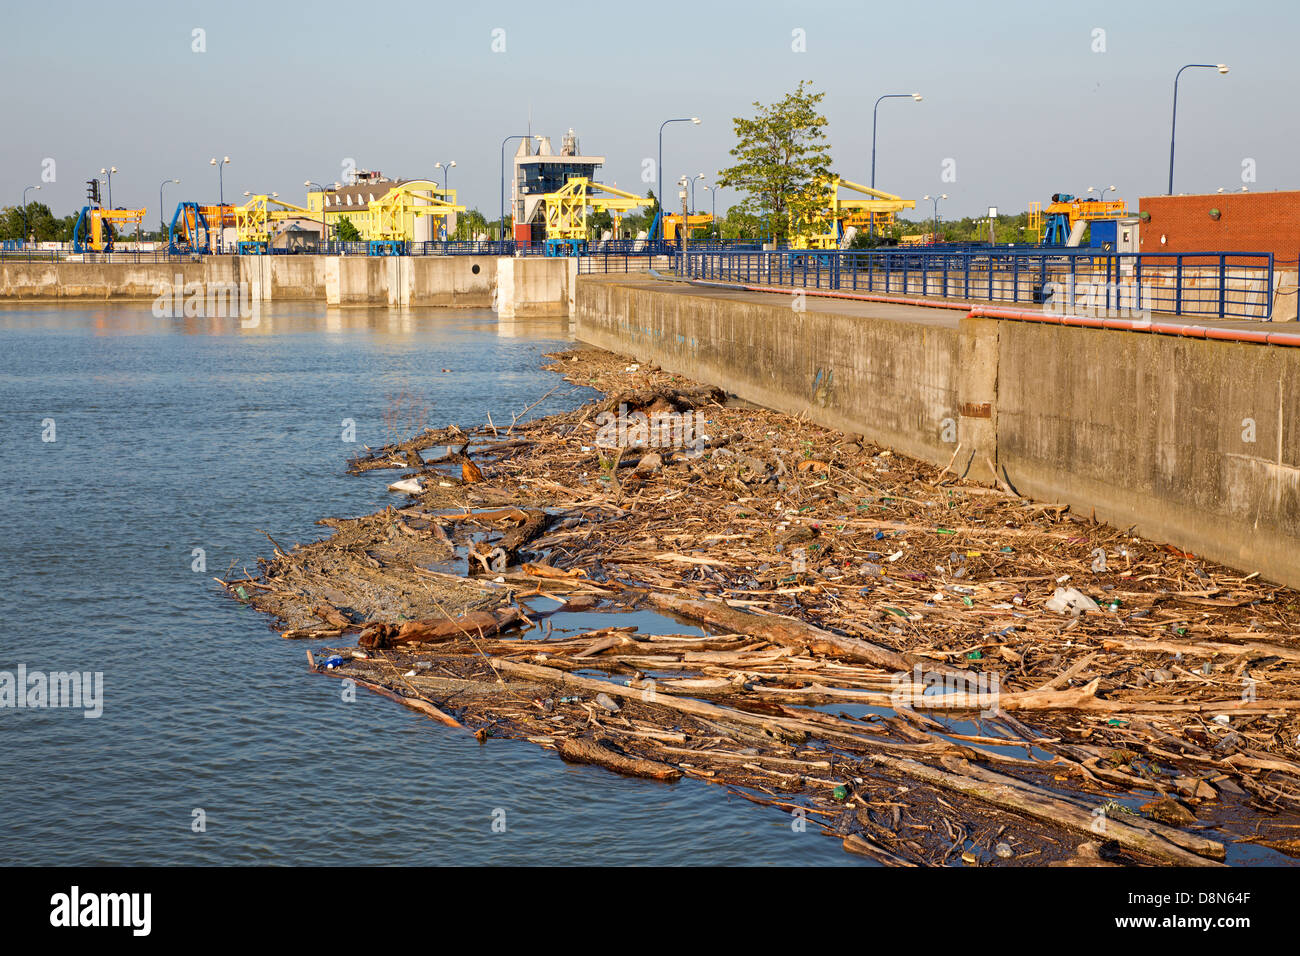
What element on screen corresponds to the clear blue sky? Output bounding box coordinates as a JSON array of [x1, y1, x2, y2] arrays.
[[1, 0, 1293, 222]]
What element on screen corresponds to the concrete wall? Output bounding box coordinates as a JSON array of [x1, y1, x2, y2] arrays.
[[576, 276, 1300, 588], [407, 256, 496, 307], [0, 258, 239, 299], [497, 257, 576, 318], [575, 277, 970, 473], [997, 320, 1300, 585], [3, 254, 536, 313]]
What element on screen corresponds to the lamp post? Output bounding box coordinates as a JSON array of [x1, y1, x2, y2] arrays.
[[678, 174, 704, 214], [870, 93, 922, 237], [657, 117, 700, 239], [305, 181, 332, 249], [21, 185, 40, 243], [100, 166, 118, 208], [501, 134, 541, 246], [209, 156, 230, 205], [434, 160, 456, 192], [1168, 64, 1228, 195], [434, 161, 457, 241], [159, 178, 179, 243], [700, 182, 717, 238], [922, 193, 947, 240], [210, 156, 230, 252]]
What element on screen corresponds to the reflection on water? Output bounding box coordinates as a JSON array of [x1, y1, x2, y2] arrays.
[[0, 302, 858, 866]]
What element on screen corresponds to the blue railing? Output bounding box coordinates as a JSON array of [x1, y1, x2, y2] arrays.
[[678, 248, 1276, 320]]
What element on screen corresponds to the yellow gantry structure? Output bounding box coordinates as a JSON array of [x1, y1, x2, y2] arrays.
[[303, 180, 465, 243], [542, 177, 651, 240], [791, 177, 917, 249], [235, 195, 314, 245], [661, 213, 715, 242], [1028, 197, 1128, 244], [81, 208, 146, 251], [369, 180, 465, 241]]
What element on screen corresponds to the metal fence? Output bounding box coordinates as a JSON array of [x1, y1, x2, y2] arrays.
[[579, 253, 674, 274], [678, 248, 1276, 320]]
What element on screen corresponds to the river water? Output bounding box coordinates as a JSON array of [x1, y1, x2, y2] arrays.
[[0, 302, 858, 866]]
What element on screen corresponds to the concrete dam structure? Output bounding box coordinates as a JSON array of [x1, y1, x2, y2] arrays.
[[575, 275, 1300, 590]]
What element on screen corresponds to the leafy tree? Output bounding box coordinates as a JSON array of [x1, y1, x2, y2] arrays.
[[717, 81, 834, 244], [0, 202, 64, 242], [587, 208, 614, 239], [718, 208, 763, 241], [458, 207, 490, 241], [336, 216, 362, 242]]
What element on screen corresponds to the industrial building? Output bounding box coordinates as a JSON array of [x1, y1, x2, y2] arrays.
[[1138, 190, 1300, 263], [512, 130, 604, 245]]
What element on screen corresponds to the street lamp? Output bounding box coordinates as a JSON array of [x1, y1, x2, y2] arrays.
[[1167, 64, 1228, 195], [922, 193, 947, 240], [657, 117, 700, 238], [209, 156, 230, 205], [100, 166, 118, 209], [21, 184, 40, 242], [159, 178, 179, 242], [434, 161, 457, 240], [305, 180, 333, 248], [870, 93, 922, 236], [434, 160, 456, 191], [1086, 184, 1117, 200], [678, 173, 704, 214], [500, 135, 542, 246], [700, 182, 718, 238]]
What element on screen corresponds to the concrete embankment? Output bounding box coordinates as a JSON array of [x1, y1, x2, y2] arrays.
[[0, 255, 577, 316], [575, 275, 1300, 589]]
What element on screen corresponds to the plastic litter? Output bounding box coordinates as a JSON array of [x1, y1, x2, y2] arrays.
[[1045, 587, 1100, 616]]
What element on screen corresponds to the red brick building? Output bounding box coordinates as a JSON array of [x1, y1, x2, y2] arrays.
[[1138, 191, 1300, 266]]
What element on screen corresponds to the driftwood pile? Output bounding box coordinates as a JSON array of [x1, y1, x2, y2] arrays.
[[224, 347, 1300, 866]]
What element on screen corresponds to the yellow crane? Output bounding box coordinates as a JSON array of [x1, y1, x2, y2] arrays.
[[366, 180, 464, 244], [790, 177, 916, 249], [71, 206, 147, 252], [235, 194, 315, 251], [541, 177, 651, 254], [302, 180, 465, 253]]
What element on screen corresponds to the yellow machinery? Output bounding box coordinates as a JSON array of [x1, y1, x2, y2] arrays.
[[72, 206, 147, 252], [541, 177, 651, 252], [168, 203, 236, 254], [791, 177, 916, 249], [304, 180, 465, 250], [1029, 194, 1127, 245], [661, 213, 715, 242], [368, 180, 464, 242], [235, 194, 315, 251]]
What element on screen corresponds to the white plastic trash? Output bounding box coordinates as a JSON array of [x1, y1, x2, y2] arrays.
[[387, 478, 423, 494], [1045, 587, 1100, 616]]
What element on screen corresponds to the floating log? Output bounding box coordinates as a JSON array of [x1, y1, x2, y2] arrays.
[[556, 736, 682, 781]]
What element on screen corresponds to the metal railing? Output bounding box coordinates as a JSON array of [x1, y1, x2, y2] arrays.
[[678, 248, 1276, 320], [578, 253, 674, 274]]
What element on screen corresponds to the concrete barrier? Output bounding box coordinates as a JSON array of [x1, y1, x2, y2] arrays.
[[0, 258, 240, 299], [575, 275, 1300, 588], [3, 254, 537, 312], [497, 257, 576, 318]]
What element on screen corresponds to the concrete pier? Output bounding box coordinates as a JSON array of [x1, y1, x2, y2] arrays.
[[0, 254, 571, 315]]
